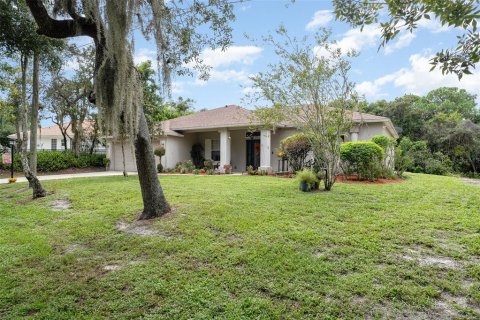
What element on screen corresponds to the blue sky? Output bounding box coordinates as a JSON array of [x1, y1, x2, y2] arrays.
[[69, 0, 479, 113]]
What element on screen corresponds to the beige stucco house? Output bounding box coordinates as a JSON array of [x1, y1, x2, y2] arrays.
[[107, 105, 398, 173], [8, 121, 105, 153]]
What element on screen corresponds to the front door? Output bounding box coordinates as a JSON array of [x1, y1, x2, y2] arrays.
[[246, 139, 260, 169]]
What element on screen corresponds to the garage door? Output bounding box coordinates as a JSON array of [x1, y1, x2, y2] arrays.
[[113, 142, 137, 172]]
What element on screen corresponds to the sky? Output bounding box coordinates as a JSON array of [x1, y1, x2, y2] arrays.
[[65, 0, 480, 113]]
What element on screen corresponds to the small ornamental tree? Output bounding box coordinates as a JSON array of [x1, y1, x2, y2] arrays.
[[280, 133, 311, 172], [340, 141, 384, 181], [248, 28, 357, 191], [154, 146, 165, 173]]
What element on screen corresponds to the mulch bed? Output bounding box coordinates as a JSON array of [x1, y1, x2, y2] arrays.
[[336, 175, 404, 184]]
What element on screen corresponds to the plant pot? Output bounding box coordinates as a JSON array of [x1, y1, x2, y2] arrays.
[[299, 181, 310, 192]]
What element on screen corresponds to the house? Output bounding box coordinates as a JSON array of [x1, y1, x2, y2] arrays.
[[107, 105, 399, 173], [7, 121, 105, 153]]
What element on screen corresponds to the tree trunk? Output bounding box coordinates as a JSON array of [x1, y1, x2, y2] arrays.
[[18, 54, 47, 199], [135, 109, 170, 220], [29, 51, 39, 175]]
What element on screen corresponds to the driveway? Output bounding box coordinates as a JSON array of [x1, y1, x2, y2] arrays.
[[0, 171, 137, 184]]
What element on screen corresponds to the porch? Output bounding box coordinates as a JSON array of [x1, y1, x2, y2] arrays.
[[158, 128, 278, 173]]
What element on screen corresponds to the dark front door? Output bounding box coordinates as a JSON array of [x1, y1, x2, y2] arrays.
[[246, 139, 260, 169]]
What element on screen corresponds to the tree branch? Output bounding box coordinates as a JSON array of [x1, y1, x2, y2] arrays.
[[25, 0, 96, 39]]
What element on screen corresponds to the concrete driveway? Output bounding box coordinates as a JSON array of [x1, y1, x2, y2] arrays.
[[0, 171, 137, 184]]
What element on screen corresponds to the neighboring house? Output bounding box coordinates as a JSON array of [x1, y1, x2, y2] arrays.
[[7, 121, 105, 153], [107, 105, 399, 173]]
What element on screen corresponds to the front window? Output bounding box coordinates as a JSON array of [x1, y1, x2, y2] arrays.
[[51, 139, 57, 150], [211, 139, 220, 161]]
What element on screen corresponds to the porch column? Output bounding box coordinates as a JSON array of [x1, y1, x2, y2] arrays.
[[350, 126, 359, 142], [259, 129, 272, 172], [219, 129, 231, 172], [106, 141, 114, 171]]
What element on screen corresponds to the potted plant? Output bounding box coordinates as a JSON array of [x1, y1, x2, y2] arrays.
[[296, 169, 318, 192]]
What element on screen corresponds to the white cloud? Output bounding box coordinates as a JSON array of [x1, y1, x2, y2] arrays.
[[356, 52, 480, 100], [336, 24, 382, 53], [305, 10, 333, 30], [134, 48, 156, 65], [315, 24, 382, 58], [200, 46, 263, 68], [417, 18, 451, 33], [384, 32, 416, 55]]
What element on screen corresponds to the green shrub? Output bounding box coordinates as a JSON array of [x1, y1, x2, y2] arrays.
[[247, 165, 256, 175], [157, 163, 163, 173], [182, 160, 194, 172], [103, 157, 111, 169], [280, 133, 311, 172], [190, 143, 204, 168], [340, 141, 384, 181], [192, 169, 200, 175], [12, 151, 106, 172], [371, 135, 395, 149], [204, 159, 214, 169], [154, 147, 165, 158], [396, 137, 453, 175], [296, 169, 317, 184]]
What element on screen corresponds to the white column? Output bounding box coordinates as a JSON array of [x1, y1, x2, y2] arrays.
[[351, 132, 358, 141], [219, 129, 231, 172], [259, 129, 272, 172], [350, 126, 359, 141]]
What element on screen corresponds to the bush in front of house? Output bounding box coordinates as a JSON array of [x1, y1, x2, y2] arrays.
[[203, 159, 214, 170], [340, 141, 384, 181], [280, 133, 311, 172], [12, 151, 106, 172]]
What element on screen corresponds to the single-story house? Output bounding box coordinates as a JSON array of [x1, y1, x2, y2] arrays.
[[7, 121, 105, 153], [107, 105, 399, 173]]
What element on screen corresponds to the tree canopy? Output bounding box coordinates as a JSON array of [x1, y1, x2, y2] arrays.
[[333, 0, 480, 78]]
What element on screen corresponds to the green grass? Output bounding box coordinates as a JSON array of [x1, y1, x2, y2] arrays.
[[0, 174, 479, 319]]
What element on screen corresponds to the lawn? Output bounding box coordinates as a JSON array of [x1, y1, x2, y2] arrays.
[[0, 174, 479, 319]]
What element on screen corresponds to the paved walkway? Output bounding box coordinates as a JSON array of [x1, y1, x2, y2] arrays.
[[0, 171, 243, 184], [0, 171, 137, 184]]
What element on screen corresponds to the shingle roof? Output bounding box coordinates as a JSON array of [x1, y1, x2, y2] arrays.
[[165, 104, 392, 132], [168, 105, 256, 131], [7, 121, 95, 139]]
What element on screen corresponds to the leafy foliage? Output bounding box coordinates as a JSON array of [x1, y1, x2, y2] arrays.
[[366, 87, 479, 176], [249, 28, 357, 191], [9, 151, 105, 172], [190, 143, 204, 169], [333, 0, 480, 78], [340, 141, 384, 180], [280, 133, 311, 172]]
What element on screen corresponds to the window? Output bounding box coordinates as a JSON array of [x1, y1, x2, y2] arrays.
[[211, 139, 220, 161], [61, 139, 65, 147], [51, 139, 57, 150]]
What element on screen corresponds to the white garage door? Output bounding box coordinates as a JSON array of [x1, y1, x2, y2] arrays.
[[113, 142, 137, 172]]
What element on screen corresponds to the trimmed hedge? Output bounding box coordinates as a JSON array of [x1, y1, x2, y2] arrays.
[[340, 141, 384, 180], [5, 151, 106, 172]]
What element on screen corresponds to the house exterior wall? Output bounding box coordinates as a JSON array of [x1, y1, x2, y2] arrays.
[[357, 123, 392, 141], [108, 121, 396, 172]]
